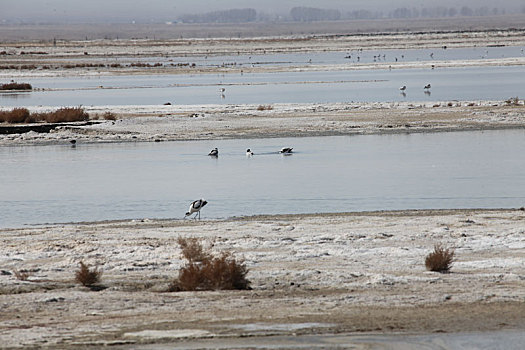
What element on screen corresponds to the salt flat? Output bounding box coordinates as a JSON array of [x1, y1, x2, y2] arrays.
[[1, 209, 524, 348]]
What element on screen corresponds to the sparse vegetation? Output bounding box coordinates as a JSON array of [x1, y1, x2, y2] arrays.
[[102, 111, 117, 120], [257, 104, 273, 111], [504, 96, 520, 105], [169, 237, 250, 292], [75, 261, 102, 287], [425, 244, 455, 273], [1, 82, 32, 90], [0, 107, 89, 124], [13, 269, 31, 281], [0, 108, 32, 123]]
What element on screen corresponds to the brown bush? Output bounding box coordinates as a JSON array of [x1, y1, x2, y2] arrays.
[[1, 107, 89, 124], [75, 261, 102, 287], [169, 237, 250, 292], [13, 269, 31, 281], [177, 237, 212, 263], [46, 107, 89, 123], [257, 104, 273, 111], [425, 244, 455, 273], [1, 82, 32, 90], [505, 96, 520, 105], [102, 111, 117, 120], [33, 107, 89, 123], [0, 108, 32, 123]]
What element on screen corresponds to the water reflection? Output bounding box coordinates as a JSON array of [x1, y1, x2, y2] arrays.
[[0, 92, 31, 100]]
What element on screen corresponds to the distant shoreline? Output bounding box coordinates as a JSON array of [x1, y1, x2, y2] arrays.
[[2, 14, 525, 41]]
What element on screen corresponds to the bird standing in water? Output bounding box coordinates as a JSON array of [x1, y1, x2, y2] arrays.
[[185, 199, 208, 219], [208, 148, 218, 157]]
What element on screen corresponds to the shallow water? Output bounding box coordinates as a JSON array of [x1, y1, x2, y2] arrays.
[[1, 129, 524, 228], [34, 45, 525, 68], [2, 65, 524, 106], [124, 330, 525, 350]]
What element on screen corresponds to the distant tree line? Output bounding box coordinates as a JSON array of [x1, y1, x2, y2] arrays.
[[177, 6, 519, 24], [290, 7, 341, 22], [389, 6, 505, 19], [179, 8, 256, 23]]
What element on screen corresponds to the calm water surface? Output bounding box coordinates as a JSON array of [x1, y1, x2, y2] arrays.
[[1, 130, 524, 227], [2, 65, 524, 106]]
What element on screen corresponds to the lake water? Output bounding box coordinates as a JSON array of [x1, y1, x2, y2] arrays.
[[131, 329, 525, 350], [35, 45, 525, 68], [2, 65, 524, 106], [1, 129, 524, 228]]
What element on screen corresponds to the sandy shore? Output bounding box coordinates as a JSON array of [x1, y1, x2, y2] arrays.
[[1, 101, 524, 145], [1, 209, 524, 348]]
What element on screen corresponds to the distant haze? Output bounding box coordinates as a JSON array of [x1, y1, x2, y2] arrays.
[[1, 0, 524, 24]]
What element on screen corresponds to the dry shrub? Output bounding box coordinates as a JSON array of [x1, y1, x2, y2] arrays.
[[1, 82, 32, 90], [505, 96, 520, 105], [102, 111, 117, 120], [0, 108, 32, 123], [41, 107, 89, 123], [425, 244, 455, 273], [257, 104, 273, 111], [169, 237, 250, 292], [13, 269, 31, 281], [0, 107, 89, 124], [177, 237, 211, 263], [75, 261, 102, 287]]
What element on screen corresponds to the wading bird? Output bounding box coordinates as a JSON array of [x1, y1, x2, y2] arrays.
[[399, 85, 406, 91], [208, 148, 218, 157], [280, 147, 293, 154], [424, 84, 431, 89], [246, 149, 254, 156], [185, 199, 208, 220]]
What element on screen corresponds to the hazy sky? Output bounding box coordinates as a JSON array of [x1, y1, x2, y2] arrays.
[[1, 0, 523, 23]]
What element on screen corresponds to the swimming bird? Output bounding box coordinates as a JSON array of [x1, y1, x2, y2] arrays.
[[185, 199, 207, 220], [399, 85, 406, 91], [280, 147, 293, 154], [69, 139, 77, 145], [424, 84, 431, 89], [246, 148, 254, 156], [208, 148, 218, 157]]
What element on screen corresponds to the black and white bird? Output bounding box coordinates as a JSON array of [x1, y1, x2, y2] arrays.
[[246, 148, 254, 156], [280, 147, 293, 154], [208, 148, 218, 157], [424, 84, 431, 89], [399, 85, 407, 91], [185, 199, 208, 219]]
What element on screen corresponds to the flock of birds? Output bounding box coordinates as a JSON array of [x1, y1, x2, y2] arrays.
[[185, 82, 431, 219], [399, 83, 431, 96], [207, 146, 292, 157], [184, 146, 293, 219]]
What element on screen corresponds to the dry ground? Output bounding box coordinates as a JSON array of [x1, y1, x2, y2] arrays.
[[1, 209, 524, 348]]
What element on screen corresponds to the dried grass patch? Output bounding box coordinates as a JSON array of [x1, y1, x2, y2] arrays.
[[75, 261, 103, 287], [0, 107, 89, 123], [1, 82, 32, 90], [425, 244, 455, 273], [257, 104, 273, 111], [169, 237, 250, 292]]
